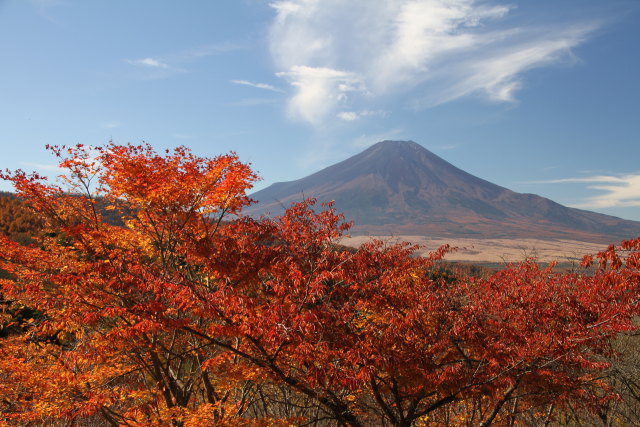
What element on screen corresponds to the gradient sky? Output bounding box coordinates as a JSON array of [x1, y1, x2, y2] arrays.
[[2, 0, 639, 221]]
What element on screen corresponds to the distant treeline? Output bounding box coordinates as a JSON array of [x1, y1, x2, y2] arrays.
[[0, 192, 43, 245]]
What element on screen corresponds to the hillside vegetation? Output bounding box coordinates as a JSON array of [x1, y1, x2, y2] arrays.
[[0, 192, 43, 244]]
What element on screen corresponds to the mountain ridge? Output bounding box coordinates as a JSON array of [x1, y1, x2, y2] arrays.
[[247, 140, 640, 243]]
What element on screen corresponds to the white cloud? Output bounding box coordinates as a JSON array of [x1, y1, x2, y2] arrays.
[[371, 0, 511, 92], [337, 111, 359, 121], [538, 174, 640, 209], [124, 57, 170, 69], [231, 80, 284, 93], [270, 1, 302, 19], [276, 65, 365, 124], [433, 26, 591, 105], [123, 43, 241, 80], [268, 0, 600, 124], [337, 109, 387, 121]]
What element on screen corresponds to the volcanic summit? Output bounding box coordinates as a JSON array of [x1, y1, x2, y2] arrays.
[[247, 140, 640, 242]]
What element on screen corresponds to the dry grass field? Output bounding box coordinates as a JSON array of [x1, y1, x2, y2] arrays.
[[341, 235, 607, 264]]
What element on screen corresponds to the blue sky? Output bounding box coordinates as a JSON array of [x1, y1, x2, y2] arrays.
[[1, 0, 639, 221]]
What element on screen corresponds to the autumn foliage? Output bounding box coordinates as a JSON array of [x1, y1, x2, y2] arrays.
[[1, 143, 640, 426], [0, 192, 44, 245]]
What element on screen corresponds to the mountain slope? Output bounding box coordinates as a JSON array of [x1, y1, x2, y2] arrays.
[[247, 141, 640, 242]]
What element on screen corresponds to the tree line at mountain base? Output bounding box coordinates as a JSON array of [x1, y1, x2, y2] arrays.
[[1, 143, 640, 426]]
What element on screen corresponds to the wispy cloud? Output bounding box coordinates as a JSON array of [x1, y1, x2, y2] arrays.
[[337, 111, 359, 121], [268, 0, 601, 125], [426, 26, 591, 106], [124, 57, 170, 69], [537, 174, 640, 208], [123, 42, 243, 79], [123, 57, 180, 79], [337, 109, 388, 121], [275, 65, 366, 124], [231, 80, 284, 93]]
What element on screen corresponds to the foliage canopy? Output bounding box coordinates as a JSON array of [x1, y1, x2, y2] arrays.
[[1, 143, 640, 426]]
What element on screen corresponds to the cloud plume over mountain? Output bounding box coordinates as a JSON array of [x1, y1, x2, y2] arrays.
[[268, 0, 599, 124]]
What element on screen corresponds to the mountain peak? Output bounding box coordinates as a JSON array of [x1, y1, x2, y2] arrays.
[[247, 140, 640, 242], [365, 140, 429, 156], [370, 139, 421, 148]]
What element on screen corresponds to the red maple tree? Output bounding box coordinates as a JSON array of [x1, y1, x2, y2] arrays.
[[1, 143, 639, 426]]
